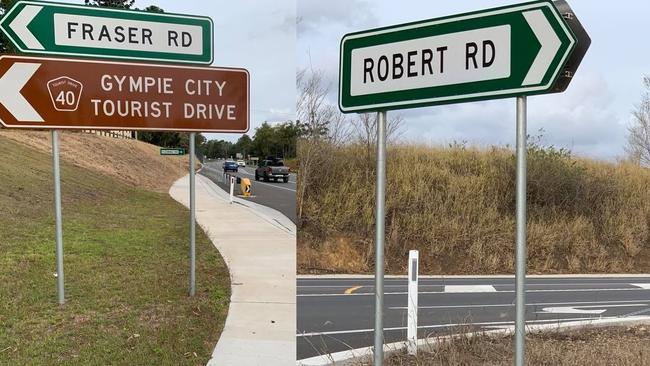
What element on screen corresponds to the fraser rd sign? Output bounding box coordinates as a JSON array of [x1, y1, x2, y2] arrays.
[[0, 0, 213, 64], [0, 55, 249, 132], [339, 0, 584, 112]]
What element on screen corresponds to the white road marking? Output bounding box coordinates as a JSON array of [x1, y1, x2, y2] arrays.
[[389, 299, 650, 311], [444, 285, 496, 293], [631, 283, 650, 289], [297, 316, 617, 338], [298, 287, 650, 297], [538, 304, 648, 315]]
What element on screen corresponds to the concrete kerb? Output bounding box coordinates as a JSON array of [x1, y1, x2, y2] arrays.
[[297, 316, 650, 366], [170, 174, 296, 366]]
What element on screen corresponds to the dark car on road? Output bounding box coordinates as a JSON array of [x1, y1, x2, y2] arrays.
[[255, 158, 290, 183], [223, 160, 239, 173]]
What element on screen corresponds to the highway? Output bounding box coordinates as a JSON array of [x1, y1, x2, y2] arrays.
[[297, 276, 650, 360], [200, 160, 297, 223]]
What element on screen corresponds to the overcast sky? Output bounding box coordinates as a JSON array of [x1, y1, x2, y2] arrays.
[[298, 0, 648, 161]]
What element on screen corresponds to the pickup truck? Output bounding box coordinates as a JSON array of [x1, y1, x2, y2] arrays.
[[255, 159, 290, 183]]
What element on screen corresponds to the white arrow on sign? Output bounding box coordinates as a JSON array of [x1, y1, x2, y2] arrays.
[[522, 9, 562, 86], [538, 304, 648, 315], [8, 5, 44, 50], [0, 62, 44, 122]]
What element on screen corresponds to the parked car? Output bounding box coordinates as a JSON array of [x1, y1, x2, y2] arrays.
[[237, 160, 246, 167], [223, 160, 239, 172], [255, 159, 290, 183]]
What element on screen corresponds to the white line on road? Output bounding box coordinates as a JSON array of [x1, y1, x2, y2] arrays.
[[298, 287, 650, 297], [388, 299, 650, 311], [297, 316, 619, 338]]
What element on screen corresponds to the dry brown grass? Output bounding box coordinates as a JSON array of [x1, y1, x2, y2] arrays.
[[297, 142, 650, 274], [0, 130, 191, 192], [356, 326, 650, 366]]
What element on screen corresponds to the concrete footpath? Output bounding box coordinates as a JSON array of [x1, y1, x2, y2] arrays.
[[170, 174, 295, 366]]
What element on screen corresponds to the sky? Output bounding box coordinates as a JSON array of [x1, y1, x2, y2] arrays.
[[298, 0, 649, 161]]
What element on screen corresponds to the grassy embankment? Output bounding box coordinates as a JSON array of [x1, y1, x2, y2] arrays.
[[355, 326, 650, 366], [298, 142, 650, 274], [0, 134, 230, 365]]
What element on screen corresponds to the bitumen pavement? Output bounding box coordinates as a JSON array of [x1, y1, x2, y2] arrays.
[[297, 276, 650, 360], [170, 173, 295, 366], [201, 160, 297, 223]]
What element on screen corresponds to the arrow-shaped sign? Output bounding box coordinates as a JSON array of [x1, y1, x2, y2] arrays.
[[0, 0, 213, 64], [0, 55, 249, 132], [339, 0, 589, 113]]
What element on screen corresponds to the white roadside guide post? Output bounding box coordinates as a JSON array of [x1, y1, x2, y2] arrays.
[[338, 1, 589, 364], [407, 250, 419, 355], [230, 176, 235, 203]]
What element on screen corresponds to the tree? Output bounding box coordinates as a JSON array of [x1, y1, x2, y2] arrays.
[[234, 134, 253, 158], [353, 112, 404, 163], [626, 76, 650, 167], [0, 0, 18, 54], [84, 0, 135, 8]]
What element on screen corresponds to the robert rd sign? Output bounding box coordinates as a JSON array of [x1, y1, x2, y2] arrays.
[[0, 55, 249, 132], [339, 0, 588, 112], [0, 0, 213, 64]]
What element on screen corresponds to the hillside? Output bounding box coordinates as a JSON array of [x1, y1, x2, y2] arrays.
[[298, 143, 650, 275], [0, 133, 229, 365], [0, 130, 190, 192]]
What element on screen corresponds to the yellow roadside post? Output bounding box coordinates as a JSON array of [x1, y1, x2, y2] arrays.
[[241, 178, 252, 197]]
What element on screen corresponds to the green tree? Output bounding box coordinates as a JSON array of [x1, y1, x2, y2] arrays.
[[234, 134, 253, 158], [0, 0, 18, 54], [84, 0, 135, 8]]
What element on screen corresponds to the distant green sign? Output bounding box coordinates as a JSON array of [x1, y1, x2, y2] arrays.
[[160, 148, 185, 156], [0, 0, 213, 64]]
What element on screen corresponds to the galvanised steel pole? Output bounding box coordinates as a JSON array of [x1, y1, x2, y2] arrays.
[[374, 111, 387, 366], [51, 130, 65, 305], [189, 133, 196, 297], [515, 96, 528, 366]]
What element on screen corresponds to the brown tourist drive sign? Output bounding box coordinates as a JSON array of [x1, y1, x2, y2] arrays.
[[0, 55, 249, 132]]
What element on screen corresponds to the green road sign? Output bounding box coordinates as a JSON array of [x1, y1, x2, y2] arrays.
[[339, 0, 583, 113], [0, 0, 213, 64], [160, 148, 186, 156]]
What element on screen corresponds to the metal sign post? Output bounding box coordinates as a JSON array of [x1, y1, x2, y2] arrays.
[[189, 133, 196, 297], [51, 129, 64, 304], [373, 110, 387, 366], [515, 96, 528, 366]]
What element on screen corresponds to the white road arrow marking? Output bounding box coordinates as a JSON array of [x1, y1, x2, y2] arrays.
[[9, 5, 44, 50], [444, 285, 496, 293], [538, 304, 648, 315], [0, 62, 43, 122], [522, 9, 561, 86]]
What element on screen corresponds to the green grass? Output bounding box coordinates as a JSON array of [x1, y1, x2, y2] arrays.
[[0, 136, 230, 365]]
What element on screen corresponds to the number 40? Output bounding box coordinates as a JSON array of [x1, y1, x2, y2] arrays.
[[55, 90, 76, 107]]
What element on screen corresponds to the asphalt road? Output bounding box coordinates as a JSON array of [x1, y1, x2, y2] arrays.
[[200, 160, 297, 223], [297, 276, 650, 359]]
